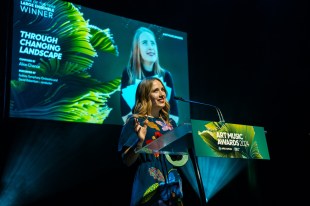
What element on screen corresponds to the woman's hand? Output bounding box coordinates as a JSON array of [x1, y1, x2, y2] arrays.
[[134, 118, 147, 142]]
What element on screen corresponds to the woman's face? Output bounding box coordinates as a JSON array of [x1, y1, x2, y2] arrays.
[[149, 80, 166, 111], [139, 31, 158, 65]]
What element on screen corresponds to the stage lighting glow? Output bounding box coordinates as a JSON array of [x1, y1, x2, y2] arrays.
[[0, 123, 94, 206], [198, 157, 246, 201], [180, 156, 246, 204]]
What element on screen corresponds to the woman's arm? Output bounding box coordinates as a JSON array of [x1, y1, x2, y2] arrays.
[[121, 140, 144, 167], [121, 118, 147, 166]]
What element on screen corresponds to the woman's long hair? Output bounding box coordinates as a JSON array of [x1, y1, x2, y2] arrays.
[[133, 77, 170, 124], [126, 27, 164, 84]]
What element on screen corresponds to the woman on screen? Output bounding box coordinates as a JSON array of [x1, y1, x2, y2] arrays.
[[120, 27, 179, 124], [118, 77, 184, 206]]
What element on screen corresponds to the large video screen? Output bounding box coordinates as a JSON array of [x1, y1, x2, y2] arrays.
[[9, 0, 190, 125]]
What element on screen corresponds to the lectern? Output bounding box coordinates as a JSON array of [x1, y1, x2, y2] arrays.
[[135, 123, 208, 206]]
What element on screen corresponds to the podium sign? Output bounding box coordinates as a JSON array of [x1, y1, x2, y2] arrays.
[[191, 119, 270, 160]]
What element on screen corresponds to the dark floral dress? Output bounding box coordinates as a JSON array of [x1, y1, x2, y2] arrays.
[[118, 116, 184, 206]]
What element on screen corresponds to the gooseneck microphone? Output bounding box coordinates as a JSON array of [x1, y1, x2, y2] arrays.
[[174, 96, 225, 123]]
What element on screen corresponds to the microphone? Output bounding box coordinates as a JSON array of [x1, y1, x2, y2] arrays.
[[174, 96, 225, 123]]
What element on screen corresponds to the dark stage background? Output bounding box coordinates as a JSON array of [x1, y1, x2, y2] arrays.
[[1, 0, 309, 206]]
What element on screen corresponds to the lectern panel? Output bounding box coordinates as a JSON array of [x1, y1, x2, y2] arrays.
[[135, 123, 192, 155]]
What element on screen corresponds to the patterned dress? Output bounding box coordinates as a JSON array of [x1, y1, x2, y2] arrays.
[[118, 116, 183, 206]]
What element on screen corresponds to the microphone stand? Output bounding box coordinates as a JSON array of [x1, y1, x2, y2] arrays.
[[175, 96, 225, 206], [174, 96, 225, 123]]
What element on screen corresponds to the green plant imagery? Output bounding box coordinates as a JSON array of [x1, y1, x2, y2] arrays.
[[10, 0, 120, 124]]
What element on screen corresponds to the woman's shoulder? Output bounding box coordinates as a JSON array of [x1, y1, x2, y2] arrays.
[[161, 70, 174, 86], [121, 68, 130, 86], [122, 67, 129, 75], [124, 115, 146, 124], [161, 69, 172, 78], [124, 115, 135, 124]]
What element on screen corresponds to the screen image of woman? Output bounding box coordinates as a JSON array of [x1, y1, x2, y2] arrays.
[[120, 27, 179, 124]]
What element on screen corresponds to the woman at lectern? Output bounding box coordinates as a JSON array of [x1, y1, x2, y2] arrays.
[[118, 77, 184, 206]]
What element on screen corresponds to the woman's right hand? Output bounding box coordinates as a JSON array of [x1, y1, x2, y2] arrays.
[[134, 118, 147, 142]]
